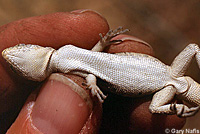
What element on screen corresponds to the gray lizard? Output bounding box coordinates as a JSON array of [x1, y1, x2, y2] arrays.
[[2, 27, 200, 117]]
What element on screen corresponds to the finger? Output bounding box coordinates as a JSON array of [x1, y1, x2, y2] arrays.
[[0, 10, 109, 50], [99, 35, 186, 133], [129, 97, 185, 133], [7, 74, 102, 134], [0, 9, 109, 114]]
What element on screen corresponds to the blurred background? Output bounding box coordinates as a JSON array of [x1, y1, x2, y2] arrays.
[[0, 0, 200, 132]]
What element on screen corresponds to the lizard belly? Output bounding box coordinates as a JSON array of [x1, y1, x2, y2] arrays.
[[51, 45, 171, 96], [93, 54, 171, 96], [105, 63, 170, 97]]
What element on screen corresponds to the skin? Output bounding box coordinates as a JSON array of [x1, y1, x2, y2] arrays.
[[0, 9, 185, 134]]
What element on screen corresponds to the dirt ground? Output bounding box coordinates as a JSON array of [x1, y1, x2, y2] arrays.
[[0, 0, 200, 133]]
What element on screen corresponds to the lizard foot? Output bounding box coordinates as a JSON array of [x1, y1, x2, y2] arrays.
[[170, 103, 200, 117], [86, 74, 107, 103], [89, 84, 107, 103], [91, 26, 129, 52], [99, 26, 129, 47]]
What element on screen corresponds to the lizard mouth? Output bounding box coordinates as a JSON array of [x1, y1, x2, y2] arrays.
[[2, 46, 19, 69]]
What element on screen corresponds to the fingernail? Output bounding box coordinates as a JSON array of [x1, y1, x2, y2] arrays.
[[108, 35, 154, 56], [32, 73, 92, 134], [113, 34, 151, 48], [71, 9, 102, 16]]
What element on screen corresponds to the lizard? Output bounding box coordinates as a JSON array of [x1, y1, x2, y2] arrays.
[[2, 27, 200, 117]]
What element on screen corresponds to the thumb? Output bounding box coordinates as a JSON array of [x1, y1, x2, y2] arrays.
[[6, 73, 102, 134]]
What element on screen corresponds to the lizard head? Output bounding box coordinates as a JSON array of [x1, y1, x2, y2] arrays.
[[2, 44, 55, 81], [180, 77, 200, 106]]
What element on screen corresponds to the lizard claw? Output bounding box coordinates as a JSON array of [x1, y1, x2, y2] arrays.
[[170, 102, 177, 114], [179, 106, 200, 117], [90, 84, 107, 103], [99, 26, 129, 46], [170, 102, 200, 117]]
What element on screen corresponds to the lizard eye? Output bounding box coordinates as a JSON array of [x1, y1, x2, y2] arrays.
[[10, 65, 17, 74]]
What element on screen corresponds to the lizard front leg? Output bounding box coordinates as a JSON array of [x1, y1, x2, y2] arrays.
[[69, 71, 107, 103], [86, 74, 107, 103], [91, 26, 129, 52], [149, 85, 199, 117]]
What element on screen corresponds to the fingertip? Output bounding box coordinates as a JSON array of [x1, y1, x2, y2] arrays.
[[32, 74, 92, 134], [0, 10, 109, 50], [130, 98, 186, 133], [99, 95, 186, 133], [6, 74, 102, 134]]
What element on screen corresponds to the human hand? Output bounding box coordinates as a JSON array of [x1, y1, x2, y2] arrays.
[[0, 9, 185, 134]]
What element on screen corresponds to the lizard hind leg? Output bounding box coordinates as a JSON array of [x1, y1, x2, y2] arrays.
[[149, 85, 199, 117], [86, 74, 107, 103], [170, 43, 200, 77], [91, 26, 129, 52]]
